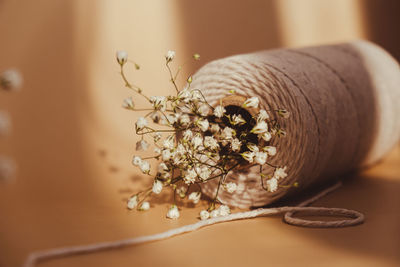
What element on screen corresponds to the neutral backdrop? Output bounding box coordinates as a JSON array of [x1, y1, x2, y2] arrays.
[[0, 1, 399, 266]]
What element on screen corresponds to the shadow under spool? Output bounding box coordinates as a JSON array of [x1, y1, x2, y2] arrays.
[[191, 40, 400, 209]]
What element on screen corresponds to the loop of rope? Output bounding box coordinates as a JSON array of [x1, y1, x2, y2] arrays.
[[23, 181, 364, 267]]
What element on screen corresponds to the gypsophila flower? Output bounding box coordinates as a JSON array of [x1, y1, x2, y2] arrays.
[[127, 195, 138, 210], [150, 96, 167, 111], [214, 105, 226, 118], [122, 97, 134, 109], [116, 51, 128, 65], [251, 121, 268, 134], [224, 182, 237, 193], [150, 112, 161, 123], [204, 136, 219, 151], [136, 140, 149, 151], [139, 160, 150, 174], [163, 136, 175, 149], [198, 104, 210, 116], [196, 118, 209, 132], [183, 168, 197, 184], [218, 205, 231, 216], [261, 132, 272, 142], [179, 114, 191, 127], [166, 205, 180, 219], [197, 166, 211, 181], [247, 143, 259, 152], [231, 138, 242, 152], [257, 109, 269, 121], [192, 134, 203, 150], [136, 117, 148, 131], [274, 167, 288, 180], [210, 123, 220, 133], [231, 114, 246, 125], [162, 149, 171, 161], [210, 209, 220, 218], [139, 201, 150, 211], [241, 151, 254, 163], [266, 178, 278, 192], [200, 210, 210, 220], [177, 186, 187, 198], [132, 156, 142, 166], [255, 152, 268, 165], [243, 96, 259, 108], [165, 50, 176, 62], [188, 191, 201, 204], [264, 146, 277, 156], [152, 180, 163, 194], [0, 69, 23, 91]]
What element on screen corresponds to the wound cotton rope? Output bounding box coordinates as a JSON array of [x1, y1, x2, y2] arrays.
[[23, 181, 364, 267], [192, 40, 400, 208]]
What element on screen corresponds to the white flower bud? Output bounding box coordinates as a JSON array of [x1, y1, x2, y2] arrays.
[[257, 109, 269, 121], [0, 69, 23, 91], [139, 201, 150, 211], [264, 146, 277, 156], [231, 138, 241, 152], [224, 182, 237, 193], [200, 210, 210, 220], [165, 50, 176, 62], [198, 104, 210, 116], [261, 132, 272, 142], [136, 140, 149, 151], [196, 118, 209, 132], [243, 96, 259, 108], [162, 149, 171, 161], [122, 97, 134, 109], [231, 114, 246, 125], [183, 168, 197, 184], [254, 151, 268, 165], [116, 50, 128, 65], [179, 114, 191, 127], [152, 180, 163, 194], [218, 205, 231, 216], [251, 121, 268, 134], [132, 156, 142, 166], [274, 166, 288, 180], [188, 191, 201, 204], [182, 129, 193, 141], [166, 205, 180, 219], [213, 105, 226, 118], [266, 178, 278, 192], [163, 136, 175, 149], [204, 136, 219, 151], [139, 160, 150, 174], [210, 209, 220, 218], [241, 151, 254, 163], [127, 195, 138, 210], [135, 117, 148, 131]]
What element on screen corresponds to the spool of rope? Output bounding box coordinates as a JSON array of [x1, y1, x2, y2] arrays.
[[191, 40, 400, 208]]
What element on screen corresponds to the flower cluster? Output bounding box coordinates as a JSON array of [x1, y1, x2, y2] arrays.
[[0, 68, 22, 182], [117, 50, 292, 220]]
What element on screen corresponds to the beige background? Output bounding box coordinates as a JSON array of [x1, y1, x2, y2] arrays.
[[0, 0, 399, 266]]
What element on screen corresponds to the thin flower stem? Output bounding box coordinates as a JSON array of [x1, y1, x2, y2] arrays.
[[166, 63, 179, 93], [120, 65, 151, 102]]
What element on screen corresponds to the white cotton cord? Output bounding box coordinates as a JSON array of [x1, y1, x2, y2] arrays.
[[23, 181, 364, 267]]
